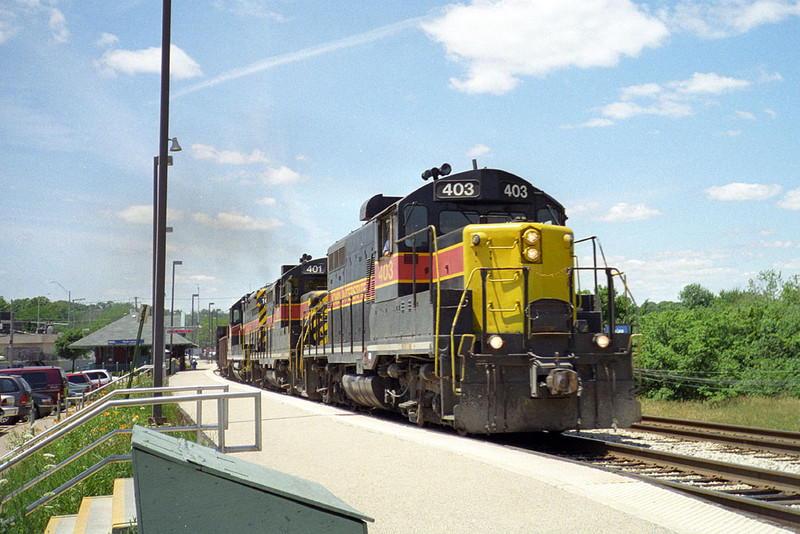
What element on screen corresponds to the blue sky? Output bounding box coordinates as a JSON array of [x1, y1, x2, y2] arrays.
[[1, 0, 799, 312]]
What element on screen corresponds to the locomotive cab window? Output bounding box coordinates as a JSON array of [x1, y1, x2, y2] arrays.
[[403, 204, 429, 248], [440, 210, 479, 235], [379, 213, 395, 258], [487, 211, 527, 224], [536, 206, 563, 225]]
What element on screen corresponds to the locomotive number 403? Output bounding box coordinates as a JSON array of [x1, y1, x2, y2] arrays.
[[503, 182, 528, 199], [435, 180, 480, 199]]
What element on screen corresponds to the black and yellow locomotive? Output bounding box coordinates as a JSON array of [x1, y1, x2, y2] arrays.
[[220, 163, 641, 434]]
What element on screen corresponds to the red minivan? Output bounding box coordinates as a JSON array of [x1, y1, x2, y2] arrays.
[[0, 367, 69, 405]]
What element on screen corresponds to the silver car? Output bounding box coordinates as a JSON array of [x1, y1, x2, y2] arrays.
[[0, 375, 33, 424]]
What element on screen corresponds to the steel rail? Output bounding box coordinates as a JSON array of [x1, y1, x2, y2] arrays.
[[566, 435, 800, 528], [639, 415, 800, 442], [631, 420, 800, 456]]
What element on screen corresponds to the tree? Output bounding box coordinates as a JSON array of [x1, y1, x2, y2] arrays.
[[679, 283, 715, 308], [55, 329, 90, 372]]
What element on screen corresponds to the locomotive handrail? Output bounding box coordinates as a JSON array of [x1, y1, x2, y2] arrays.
[[485, 237, 519, 250], [449, 267, 483, 394], [486, 302, 521, 313], [487, 271, 521, 283], [398, 224, 442, 372]]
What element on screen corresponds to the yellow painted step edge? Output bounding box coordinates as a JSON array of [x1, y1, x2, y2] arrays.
[[44, 514, 77, 534], [111, 478, 137, 533]]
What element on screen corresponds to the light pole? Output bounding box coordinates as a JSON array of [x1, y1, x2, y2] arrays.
[[190, 293, 199, 346], [72, 298, 85, 330], [170, 260, 182, 361], [208, 302, 214, 353], [152, 0, 176, 423], [48, 280, 70, 330]]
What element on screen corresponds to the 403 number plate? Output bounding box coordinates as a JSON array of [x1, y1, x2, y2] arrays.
[[434, 180, 481, 199]]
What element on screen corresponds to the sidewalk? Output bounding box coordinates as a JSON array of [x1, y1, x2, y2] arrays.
[[169, 363, 790, 534]]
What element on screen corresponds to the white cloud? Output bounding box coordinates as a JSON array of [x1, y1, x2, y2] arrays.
[[573, 118, 614, 129], [620, 83, 662, 100], [260, 166, 304, 185], [466, 144, 491, 158], [566, 201, 601, 216], [0, 10, 21, 44], [0, 2, 68, 44], [668, 72, 750, 94], [191, 144, 269, 165], [667, 0, 800, 38], [213, 0, 286, 21], [192, 210, 283, 231], [256, 197, 277, 206], [775, 258, 800, 269], [113, 205, 183, 224], [764, 108, 778, 118], [176, 16, 425, 97], [96, 45, 202, 79], [705, 183, 782, 201], [97, 32, 118, 47], [596, 203, 662, 223], [724, 129, 742, 136], [758, 240, 796, 249], [776, 188, 800, 210], [421, 0, 668, 95], [580, 72, 749, 127], [735, 110, 756, 120]]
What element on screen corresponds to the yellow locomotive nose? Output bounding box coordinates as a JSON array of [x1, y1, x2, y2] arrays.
[[463, 221, 574, 337]]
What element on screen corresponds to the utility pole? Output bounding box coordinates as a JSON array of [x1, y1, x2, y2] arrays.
[[9, 300, 14, 364]]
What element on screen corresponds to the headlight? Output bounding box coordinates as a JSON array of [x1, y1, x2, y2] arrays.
[[593, 334, 611, 349], [488, 335, 504, 350], [523, 229, 540, 245], [524, 247, 539, 262], [471, 232, 487, 246]]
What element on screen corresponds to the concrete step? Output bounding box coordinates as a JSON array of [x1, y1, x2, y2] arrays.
[[111, 478, 137, 533], [43, 478, 137, 534], [73, 495, 112, 534], [44, 514, 77, 534]]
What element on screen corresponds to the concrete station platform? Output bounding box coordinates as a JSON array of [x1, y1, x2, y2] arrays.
[[169, 363, 791, 534]]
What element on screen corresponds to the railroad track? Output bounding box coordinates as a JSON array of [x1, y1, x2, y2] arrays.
[[632, 415, 800, 456], [542, 433, 800, 530]]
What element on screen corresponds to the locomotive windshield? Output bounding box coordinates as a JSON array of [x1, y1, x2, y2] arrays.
[[439, 210, 529, 234]]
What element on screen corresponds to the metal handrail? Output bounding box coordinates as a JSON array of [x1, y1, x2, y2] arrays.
[[5, 384, 229, 465], [57, 364, 153, 416], [1, 389, 261, 516], [1, 387, 255, 474], [24, 454, 131, 515]]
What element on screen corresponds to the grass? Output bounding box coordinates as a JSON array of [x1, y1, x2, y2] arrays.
[[0, 379, 194, 534], [640, 396, 800, 432]]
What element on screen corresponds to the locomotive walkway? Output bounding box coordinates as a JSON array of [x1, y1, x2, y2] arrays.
[[169, 362, 790, 534]]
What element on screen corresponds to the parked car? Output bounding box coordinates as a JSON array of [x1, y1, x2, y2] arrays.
[[82, 369, 113, 387], [33, 391, 55, 419], [0, 367, 68, 405], [66, 372, 96, 397], [0, 394, 20, 423], [0, 375, 33, 424]]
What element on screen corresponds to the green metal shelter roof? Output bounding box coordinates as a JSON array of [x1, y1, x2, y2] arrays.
[[70, 312, 194, 349]]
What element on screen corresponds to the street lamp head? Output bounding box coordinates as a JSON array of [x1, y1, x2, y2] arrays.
[[173, 260, 183, 266], [169, 137, 182, 152]]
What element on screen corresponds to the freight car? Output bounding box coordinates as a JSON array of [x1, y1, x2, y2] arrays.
[[219, 163, 641, 434]]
